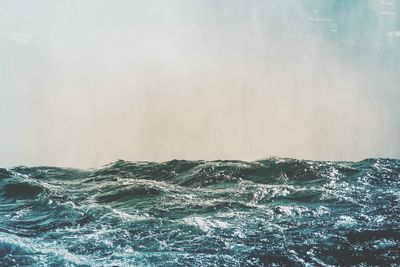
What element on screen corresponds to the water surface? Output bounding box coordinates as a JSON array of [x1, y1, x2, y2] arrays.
[[1, 158, 399, 266]]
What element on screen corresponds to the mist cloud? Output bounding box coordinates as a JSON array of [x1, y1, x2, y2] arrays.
[[1, 0, 399, 168]]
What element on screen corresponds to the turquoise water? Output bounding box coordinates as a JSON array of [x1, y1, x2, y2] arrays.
[[1, 158, 399, 266]]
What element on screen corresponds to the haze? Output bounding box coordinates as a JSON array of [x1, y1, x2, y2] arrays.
[[1, 0, 399, 168]]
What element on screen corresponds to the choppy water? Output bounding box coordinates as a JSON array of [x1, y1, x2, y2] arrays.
[[0, 158, 399, 266]]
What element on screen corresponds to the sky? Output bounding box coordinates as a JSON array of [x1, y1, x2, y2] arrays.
[[0, 0, 399, 168]]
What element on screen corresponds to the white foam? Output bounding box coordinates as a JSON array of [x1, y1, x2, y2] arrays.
[[335, 215, 357, 228], [183, 216, 231, 233]]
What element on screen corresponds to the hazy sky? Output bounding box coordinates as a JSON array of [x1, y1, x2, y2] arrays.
[[1, 0, 399, 168]]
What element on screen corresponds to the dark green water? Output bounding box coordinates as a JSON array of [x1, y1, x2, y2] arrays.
[[1, 158, 399, 266]]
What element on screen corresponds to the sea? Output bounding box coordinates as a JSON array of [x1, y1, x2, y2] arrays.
[[1, 158, 399, 266]]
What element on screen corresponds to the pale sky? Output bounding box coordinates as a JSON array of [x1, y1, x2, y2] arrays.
[[1, 0, 399, 168]]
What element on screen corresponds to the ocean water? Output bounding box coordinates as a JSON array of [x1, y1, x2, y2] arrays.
[[0, 158, 399, 266]]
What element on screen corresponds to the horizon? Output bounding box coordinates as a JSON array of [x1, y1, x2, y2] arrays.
[[6, 156, 400, 170]]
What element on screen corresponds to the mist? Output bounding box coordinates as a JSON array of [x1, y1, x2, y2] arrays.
[[1, 0, 399, 168]]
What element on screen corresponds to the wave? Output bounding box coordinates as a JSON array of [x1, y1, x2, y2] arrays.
[[1, 158, 399, 266]]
